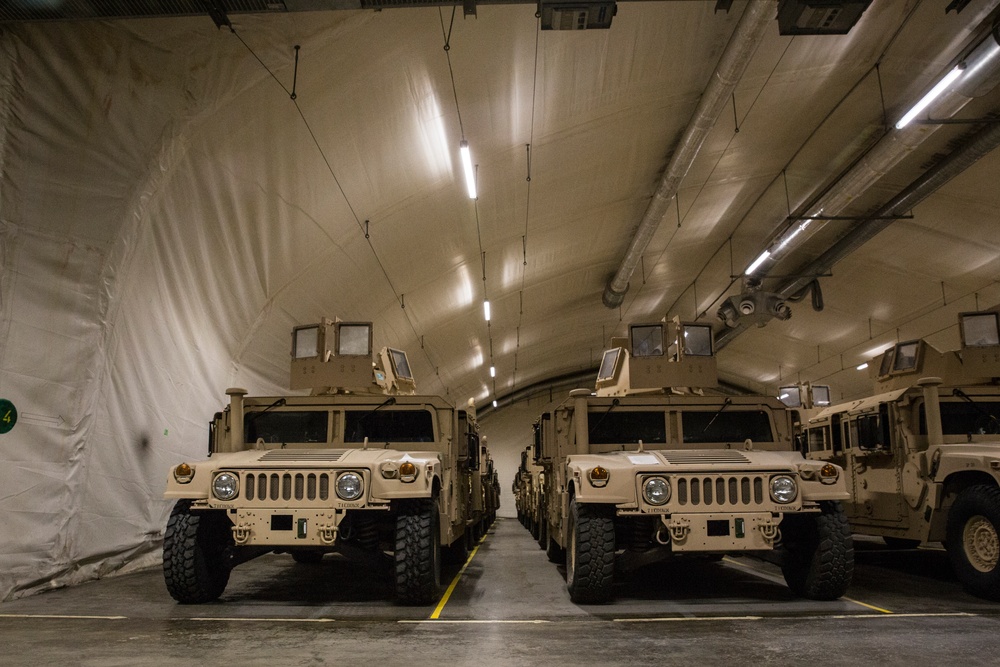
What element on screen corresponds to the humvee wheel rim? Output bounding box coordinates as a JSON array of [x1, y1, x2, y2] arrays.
[[963, 514, 999, 573]]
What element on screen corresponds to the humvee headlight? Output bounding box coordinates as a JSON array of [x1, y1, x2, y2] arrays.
[[769, 475, 798, 504], [336, 472, 364, 501], [588, 466, 610, 488], [399, 462, 418, 483], [642, 477, 670, 505], [173, 462, 194, 484], [212, 472, 239, 501]]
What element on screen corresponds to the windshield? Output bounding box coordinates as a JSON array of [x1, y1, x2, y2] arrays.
[[588, 411, 667, 444], [244, 410, 328, 444], [682, 410, 774, 444], [923, 399, 1000, 435], [345, 409, 435, 442]]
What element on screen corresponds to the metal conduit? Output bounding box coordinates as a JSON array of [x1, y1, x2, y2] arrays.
[[780, 117, 1000, 299], [601, 0, 777, 309], [713, 9, 1000, 349], [753, 7, 1000, 273], [715, 116, 1000, 349]]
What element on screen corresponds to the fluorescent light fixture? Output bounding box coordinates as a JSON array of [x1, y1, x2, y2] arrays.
[[483, 299, 491, 321], [857, 362, 869, 371], [490, 365, 496, 377], [778, 220, 812, 251], [492, 399, 498, 408], [745, 249, 771, 276], [460, 140, 477, 199], [779, 393, 789, 400], [895, 66, 964, 130]]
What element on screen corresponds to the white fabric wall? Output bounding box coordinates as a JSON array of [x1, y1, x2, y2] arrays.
[[0, 15, 378, 600]]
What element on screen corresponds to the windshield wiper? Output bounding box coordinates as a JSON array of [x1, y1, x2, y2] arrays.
[[247, 398, 286, 422], [350, 397, 397, 440], [952, 389, 1000, 433], [702, 398, 733, 434], [588, 398, 620, 437]]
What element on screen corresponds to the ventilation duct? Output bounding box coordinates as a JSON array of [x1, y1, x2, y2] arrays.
[[776, 0, 872, 36], [540, 1, 617, 30], [602, 0, 777, 309]]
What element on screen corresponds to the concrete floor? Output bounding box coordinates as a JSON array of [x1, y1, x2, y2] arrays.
[[1, 518, 999, 666]]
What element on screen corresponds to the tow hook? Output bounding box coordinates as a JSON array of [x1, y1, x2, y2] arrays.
[[666, 518, 691, 543], [757, 518, 779, 544], [318, 524, 337, 545], [233, 524, 252, 545]]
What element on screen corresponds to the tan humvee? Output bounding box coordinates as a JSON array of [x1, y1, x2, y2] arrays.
[[514, 444, 547, 543], [801, 311, 1000, 601], [481, 444, 500, 530], [162, 319, 486, 605], [535, 320, 853, 603]]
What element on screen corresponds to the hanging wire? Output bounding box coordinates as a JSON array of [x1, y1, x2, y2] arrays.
[[512, 14, 542, 395], [227, 29, 445, 386], [436, 7, 496, 401], [439, 7, 466, 140]]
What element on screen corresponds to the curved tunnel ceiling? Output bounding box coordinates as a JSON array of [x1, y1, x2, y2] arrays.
[[4, 0, 1000, 415]]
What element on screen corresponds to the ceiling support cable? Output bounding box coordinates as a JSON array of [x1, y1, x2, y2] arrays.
[[228, 30, 445, 386], [508, 15, 542, 404]]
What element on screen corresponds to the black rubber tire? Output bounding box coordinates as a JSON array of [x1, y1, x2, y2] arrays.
[[395, 499, 441, 605], [565, 500, 616, 604], [945, 484, 1000, 601], [530, 509, 541, 540], [780, 501, 854, 601], [882, 536, 921, 550], [464, 522, 477, 551], [291, 551, 324, 564], [546, 534, 566, 564], [444, 529, 470, 566], [537, 496, 548, 550], [162, 500, 232, 604]]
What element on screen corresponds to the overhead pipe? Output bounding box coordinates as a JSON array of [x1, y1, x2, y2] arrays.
[[715, 10, 1000, 349], [602, 0, 777, 309], [748, 11, 1000, 275], [779, 115, 1000, 300], [716, 114, 1000, 349]]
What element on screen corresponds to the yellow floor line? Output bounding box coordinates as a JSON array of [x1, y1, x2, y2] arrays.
[[721, 557, 895, 615], [429, 532, 488, 620], [843, 597, 893, 614]]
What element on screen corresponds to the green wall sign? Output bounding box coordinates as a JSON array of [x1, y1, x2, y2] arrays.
[[0, 399, 17, 434]]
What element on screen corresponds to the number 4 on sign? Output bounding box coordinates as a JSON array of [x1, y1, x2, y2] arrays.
[[0, 399, 17, 434]]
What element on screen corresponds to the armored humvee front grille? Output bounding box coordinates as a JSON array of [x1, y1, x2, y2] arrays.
[[674, 475, 765, 508], [243, 472, 332, 504]]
